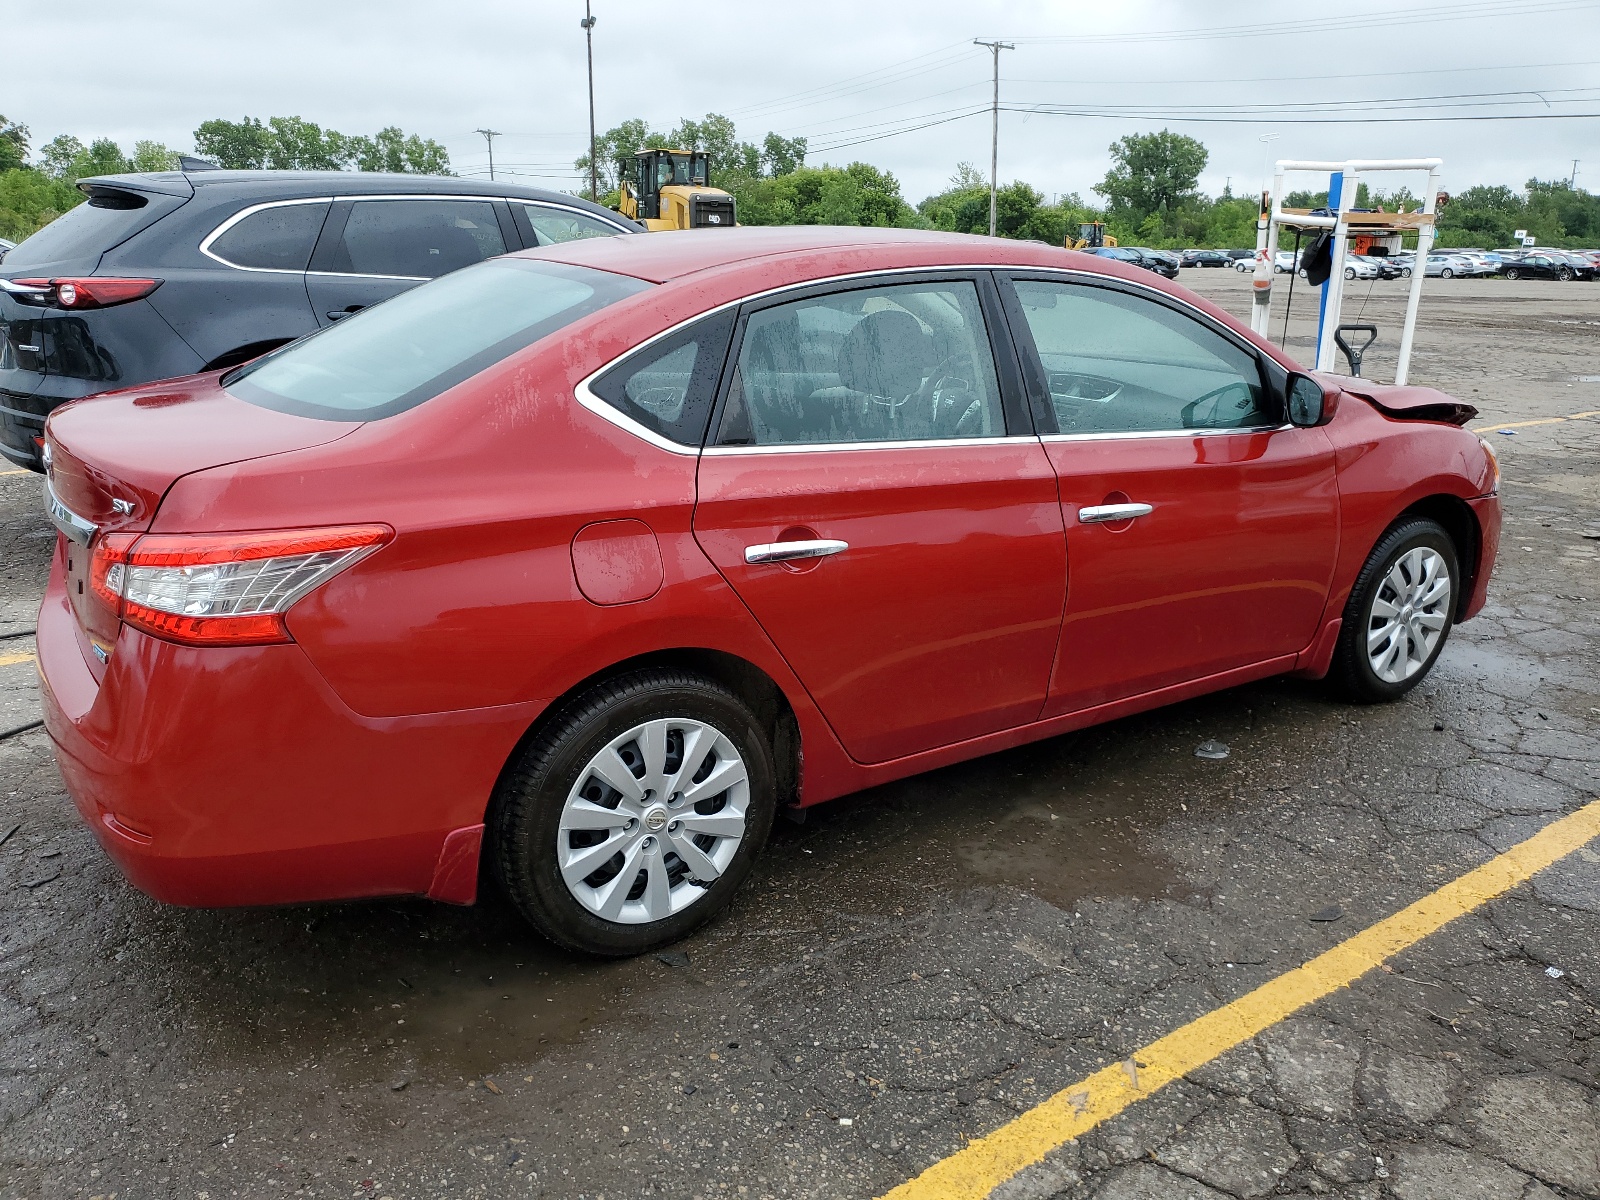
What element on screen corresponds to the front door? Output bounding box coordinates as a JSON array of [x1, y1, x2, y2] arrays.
[[1002, 275, 1340, 715], [693, 275, 1066, 765]]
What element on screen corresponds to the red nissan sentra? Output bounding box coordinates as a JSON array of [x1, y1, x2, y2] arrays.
[[37, 227, 1501, 956]]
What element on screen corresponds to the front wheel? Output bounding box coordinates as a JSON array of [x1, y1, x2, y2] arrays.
[[490, 670, 777, 956], [1558, 268, 1573, 282], [1331, 518, 1459, 704], [1344, 267, 1356, 279]]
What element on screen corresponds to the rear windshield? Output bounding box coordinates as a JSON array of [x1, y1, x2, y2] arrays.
[[225, 258, 652, 421], [4, 189, 179, 270]]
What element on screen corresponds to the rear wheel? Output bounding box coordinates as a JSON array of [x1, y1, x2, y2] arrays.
[[1504, 267, 1521, 280], [1401, 267, 1412, 278], [490, 670, 777, 956], [1441, 268, 1454, 278], [1331, 518, 1458, 704]]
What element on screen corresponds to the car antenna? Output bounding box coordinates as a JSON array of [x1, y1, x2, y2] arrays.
[[178, 155, 221, 172]]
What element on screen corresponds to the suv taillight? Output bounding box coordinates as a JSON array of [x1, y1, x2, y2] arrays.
[[12, 277, 162, 309], [90, 525, 391, 646]]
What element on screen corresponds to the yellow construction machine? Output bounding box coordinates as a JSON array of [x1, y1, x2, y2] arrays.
[[618, 149, 737, 231], [1067, 221, 1117, 250]]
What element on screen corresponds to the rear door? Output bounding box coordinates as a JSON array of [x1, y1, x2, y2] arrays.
[[306, 196, 514, 325], [511, 201, 632, 246], [1000, 274, 1340, 716], [692, 272, 1067, 765]]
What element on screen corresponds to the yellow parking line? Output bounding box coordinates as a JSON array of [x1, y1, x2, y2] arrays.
[[880, 798, 1600, 1199], [0, 651, 35, 668], [0, 468, 30, 477], [1478, 409, 1600, 433]]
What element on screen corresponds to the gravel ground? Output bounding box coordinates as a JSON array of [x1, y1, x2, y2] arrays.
[[1, 270, 1597, 1200]]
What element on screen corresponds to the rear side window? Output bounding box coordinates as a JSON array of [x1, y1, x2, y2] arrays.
[[225, 258, 651, 421], [4, 188, 182, 270], [323, 199, 506, 279], [206, 201, 330, 271], [587, 311, 735, 446], [521, 204, 624, 246]]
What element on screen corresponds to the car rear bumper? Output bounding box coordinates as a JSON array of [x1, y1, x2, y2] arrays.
[[37, 548, 543, 908]]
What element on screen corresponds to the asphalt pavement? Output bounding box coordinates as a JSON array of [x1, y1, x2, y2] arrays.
[[1, 271, 1597, 1200]]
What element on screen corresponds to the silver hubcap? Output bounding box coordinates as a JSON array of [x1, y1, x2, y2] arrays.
[[1367, 546, 1452, 684], [558, 718, 749, 925]]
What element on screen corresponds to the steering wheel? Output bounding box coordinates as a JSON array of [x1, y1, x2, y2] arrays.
[[1180, 381, 1257, 429], [912, 351, 989, 435]]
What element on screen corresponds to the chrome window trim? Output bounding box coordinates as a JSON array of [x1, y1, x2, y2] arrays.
[[1042, 424, 1291, 443], [198, 197, 334, 274], [572, 262, 1280, 454], [200, 193, 526, 278]]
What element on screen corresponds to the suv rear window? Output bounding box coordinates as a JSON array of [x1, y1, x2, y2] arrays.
[[3, 187, 184, 270], [225, 258, 651, 421]]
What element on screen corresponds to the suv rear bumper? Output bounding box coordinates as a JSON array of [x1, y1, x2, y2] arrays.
[[37, 548, 542, 907]]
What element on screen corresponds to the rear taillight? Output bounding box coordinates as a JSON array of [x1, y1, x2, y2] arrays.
[[90, 525, 391, 646], [12, 277, 162, 309]]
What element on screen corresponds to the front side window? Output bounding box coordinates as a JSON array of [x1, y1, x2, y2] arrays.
[[1010, 280, 1269, 435], [208, 201, 330, 271], [717, 280, 1005, 447], [226, 259, 650, 421], [522, 204, 623, 246], [324, 199, 507, 279]]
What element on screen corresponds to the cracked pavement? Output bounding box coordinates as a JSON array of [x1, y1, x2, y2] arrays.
[[1, 273, 1598, 1199]]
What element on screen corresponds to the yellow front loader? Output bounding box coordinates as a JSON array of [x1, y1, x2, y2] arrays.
[[618, 149, 736, 231], [1067, 221, 1117, 250]]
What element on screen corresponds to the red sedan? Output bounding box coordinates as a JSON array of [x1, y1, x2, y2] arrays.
[[37, 228, 1500, 956]]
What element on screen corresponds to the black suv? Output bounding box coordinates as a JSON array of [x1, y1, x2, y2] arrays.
[[0, 170, 640, 469]]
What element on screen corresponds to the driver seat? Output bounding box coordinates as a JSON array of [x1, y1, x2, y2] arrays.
[[835, 310, 935, 441]]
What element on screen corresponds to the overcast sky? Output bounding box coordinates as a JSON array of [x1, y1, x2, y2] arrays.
[[11, 0, 1600, 203]]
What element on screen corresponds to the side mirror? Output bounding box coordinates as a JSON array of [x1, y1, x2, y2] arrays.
[[1286, 373, 1331, 427]]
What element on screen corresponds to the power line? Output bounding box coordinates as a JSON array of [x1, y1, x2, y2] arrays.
[[1002, 104, 1600, 124]]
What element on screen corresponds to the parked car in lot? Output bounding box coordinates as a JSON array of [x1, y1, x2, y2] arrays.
[[1086, 245, 1179, 279], [1180, 249, 1231, 268], [1501, 252, 1580, 280], [0, 237, 14, 260], [38, 226, 1502, 955], [1341, 257, 1381, 280], [0, 169, 641, 470], [1274, 250, 1303, 273], [1233, 253, 1260, 272]]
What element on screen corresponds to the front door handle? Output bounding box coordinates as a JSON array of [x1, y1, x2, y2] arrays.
[[744, 539, 848, 565], [1078, 502, 1153, 524], [326, 306, 364, 321]]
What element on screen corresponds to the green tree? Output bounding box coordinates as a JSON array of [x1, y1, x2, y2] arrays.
[[194, 117, 274, 169], [1095, 130, 1208, 229], [0, 168, 84, 242], [129, 140, 179, 173], [761, 133, 806, 177], [39, 134, 85, 180], [73, 138, 129, 179], [0, 116, 28, 172], [349, 126, 451, 174]]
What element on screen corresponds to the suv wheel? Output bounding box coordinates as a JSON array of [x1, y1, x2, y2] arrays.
[[491, 670, 777, 956], [1331, 518, 1458, 704]]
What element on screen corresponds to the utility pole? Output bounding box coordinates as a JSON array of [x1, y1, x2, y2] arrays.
[[582, 2, 598, 202], [474, 128, 500, 181], [974, 39, 1013, 237], [1571, 158, 1580, 188]]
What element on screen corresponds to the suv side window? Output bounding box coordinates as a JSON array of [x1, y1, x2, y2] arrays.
[[520, 204, 623, 246], [587, 310, 736, 447], [1009, 280, 1268, 435], [207, 201, 331, 271], [716, 280, 1005, 447], [324, 199, 506, 279]]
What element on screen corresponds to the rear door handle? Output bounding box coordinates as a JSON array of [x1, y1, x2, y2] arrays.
[[744, 539, 848, 565], [1078, 502, 1153, 524], [326, 307, 364, 321]]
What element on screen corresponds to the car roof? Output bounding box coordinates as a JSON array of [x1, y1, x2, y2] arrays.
[[75, 170, 632, 223], [526, 225, 1112, 283]]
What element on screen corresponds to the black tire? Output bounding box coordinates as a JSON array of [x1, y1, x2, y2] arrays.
[[1442, 268, 1454, 279], [1504, 267, 1520, 280], [489, 669, 777, 956], [1344, 267, 1356, 279], [1401, 267, 1412, 278], [1331, 517, 1460, 704], [1558, 268, 1573, 282]]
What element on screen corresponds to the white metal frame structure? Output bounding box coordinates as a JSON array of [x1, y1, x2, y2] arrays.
[[1251, 158, 1442, 385]]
